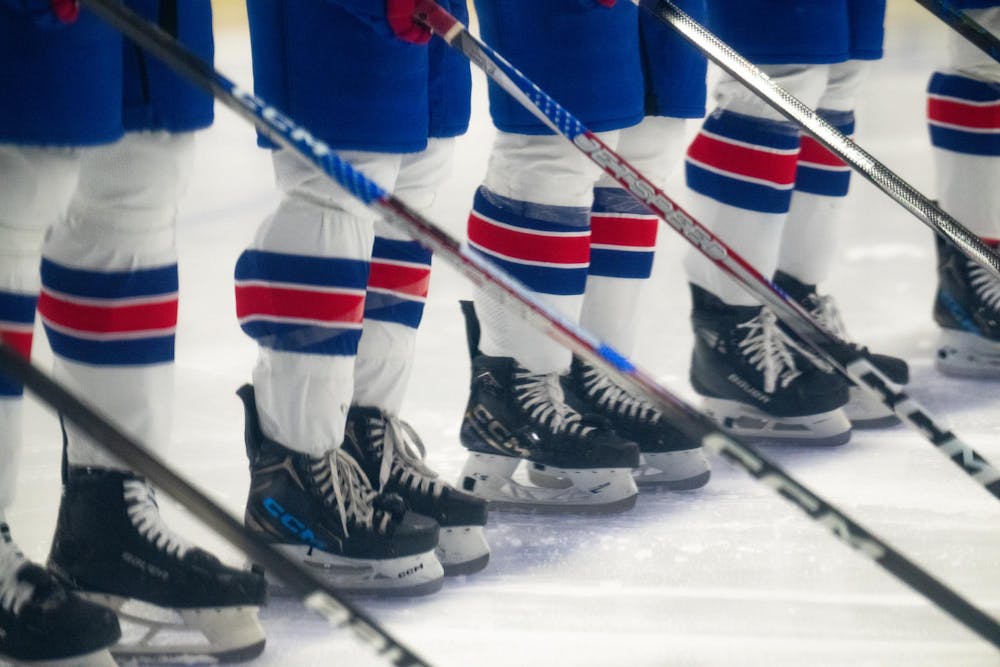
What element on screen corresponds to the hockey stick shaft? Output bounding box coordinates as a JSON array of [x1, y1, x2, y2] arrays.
[[69, 0, 1000, 650], [912, 0, 1000, 63], [0, 345, 426, 667], [414, 1, 1000, 502], [637, 0, 1000, 284]]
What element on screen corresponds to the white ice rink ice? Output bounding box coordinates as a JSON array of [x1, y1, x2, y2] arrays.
[[8, 2, 1000, 665]]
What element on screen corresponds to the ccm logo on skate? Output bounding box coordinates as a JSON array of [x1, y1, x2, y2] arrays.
[[571, 134, 727, 261], [470, 405, 531, 457], [398, 563, 425, 579], [263, 497, 329, 551]]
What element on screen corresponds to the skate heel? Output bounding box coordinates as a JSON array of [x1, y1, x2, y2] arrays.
[[460, 452, 637, 514], [937, 329, 1000, 378], [437, 527, 490, 576], [702, 398, 851, 447]]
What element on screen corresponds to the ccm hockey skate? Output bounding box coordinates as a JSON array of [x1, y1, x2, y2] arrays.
[[343, 406, 490, 575], [47, 468, 267, 663], [933, 234, 1000, 377], [239, 385, 444, 596], [689, 284, 851, 446], [556, 357, 710, 489], [774, 271, 908, 428], [1, 523, 120, 667], [457, 301, 639, 513]]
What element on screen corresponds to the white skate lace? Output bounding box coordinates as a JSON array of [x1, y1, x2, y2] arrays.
[[513, 366, 595, 437], [967, 260, 1000, 312], [579, 363, 661, 424], [737, 310, 808, 394], [310, 449, 389, 537], [124, 480, 192, 559], [0, 534, 31, 616], [809, 293, 848, 338], [371, 416, 446, 500]]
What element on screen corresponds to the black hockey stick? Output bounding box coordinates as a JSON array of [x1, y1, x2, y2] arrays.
[[0, 345, 429, 667], [67, 0, 1000, 650], [913, 0, 1000, 63], [414, 2, 1000, 504], [635, 0, 1000, 283]]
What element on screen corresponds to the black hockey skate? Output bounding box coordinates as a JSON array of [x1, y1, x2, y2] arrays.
[[933, 234, 1000, 377], [689, 284, 851, 446], [238, 385, 444, 596], [774, 270, 908, 428], [457, 301, 640, 513], [342, 406, 490, 576], [47, 468, 267, 663], [1, 523, 120, 667], [554, 357, 711, 489]]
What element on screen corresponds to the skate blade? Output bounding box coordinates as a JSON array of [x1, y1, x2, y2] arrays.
[[937, 330, 1000, 378], [81, 593, 266, 663], [632, 450, 711, 489], [528, 450, 712, 490], [845, 386, 901, 429], [702, 399, 851, 447], [270, 545, 444, 598], [459, 453, 638, 514], [4, 648, 118, 667], [437, 526, 490, 576]]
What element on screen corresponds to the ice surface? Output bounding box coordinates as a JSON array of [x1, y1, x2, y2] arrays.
[[8, 3, 1000, 666]]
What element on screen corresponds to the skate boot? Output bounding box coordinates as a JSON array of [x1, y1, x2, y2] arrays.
[[1, 523, 120, 667], [555, 357, 710, 489], [933, 234, 1000, 377], [47, 468, 267, 663], [238, 385, 444, 596], [457, 301, 640, 513], [774, 270, 909, 428], [689, 284, 851, 446], [342, 406, 490, 576]]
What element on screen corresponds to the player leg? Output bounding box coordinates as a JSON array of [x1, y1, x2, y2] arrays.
[[684, 63, 852, 445], [547, 117, 708, 489], [775, 60, 909, 428], [460, 130, 640, 513], [928, 7, 1000, 377], [237, 147, 444, 596], [0, 143, 122, 667], [36, 131, 267, 662], [346, 138, 489, 576]]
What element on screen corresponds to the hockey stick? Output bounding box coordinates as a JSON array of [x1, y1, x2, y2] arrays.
[[635, 0, 1000, 284], [913, 0, 1000, 63], [414, 1, 1000, 503], [68, 0, 1000, 649], [0, 346, 429, 667]]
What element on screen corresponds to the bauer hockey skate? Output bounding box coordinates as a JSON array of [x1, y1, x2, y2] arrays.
[[342, 406, 490, 575], [1, 523, 120, 667], [774, 270, 909, 428], [47, 468, 267, 663], [933, 234, 1000, 378], [689, 284, 851, 446], [457, 301, 639, 513], [239, 385, 444, 596]]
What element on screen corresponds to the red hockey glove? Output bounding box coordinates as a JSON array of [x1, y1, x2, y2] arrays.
[[387, 0, 432, 44], [49, 0, 78, 23], [4, 0, 79, 26], [596, 0, 617, 6]]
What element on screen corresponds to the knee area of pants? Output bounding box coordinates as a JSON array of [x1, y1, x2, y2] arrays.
[[73, 132, 197, 217], [273, 147, 401, 220], [0, 145, 80, 227], [485, 131, 618, 206]]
